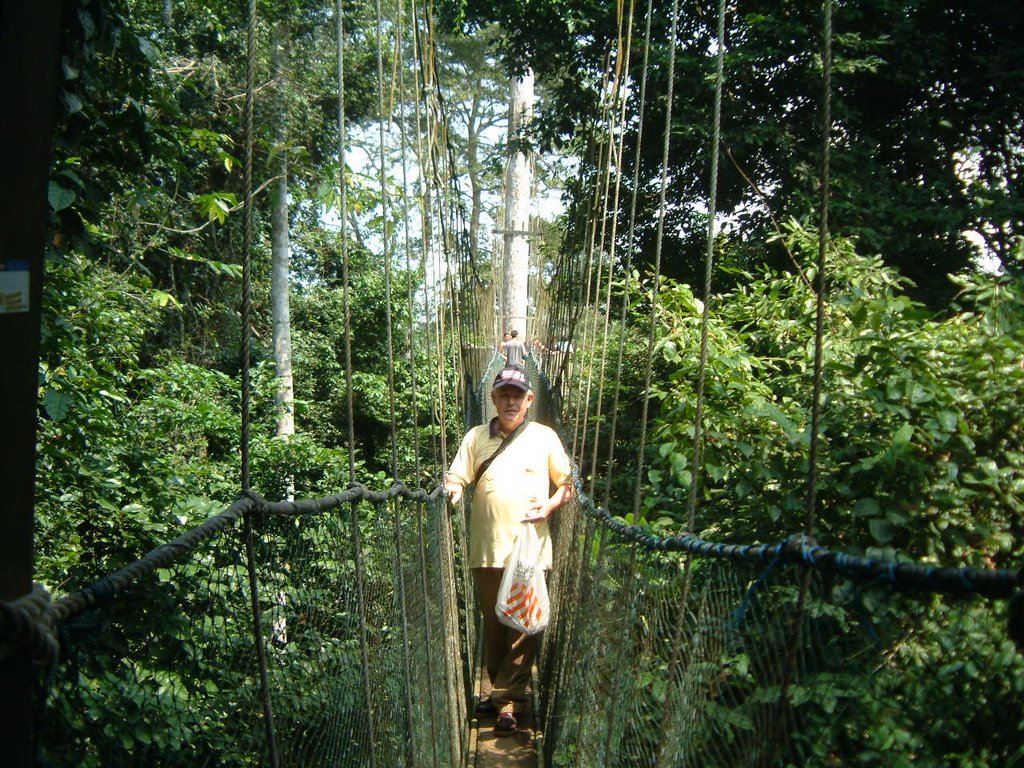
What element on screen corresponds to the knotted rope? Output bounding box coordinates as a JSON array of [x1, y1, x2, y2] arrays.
[[0, 482, 447, 667], [0, 583, 59, 664]]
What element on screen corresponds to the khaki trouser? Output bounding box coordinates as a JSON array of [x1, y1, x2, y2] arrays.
[[473, 567, 540, 709]]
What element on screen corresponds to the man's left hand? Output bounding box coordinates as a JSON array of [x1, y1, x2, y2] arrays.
[[522, 504, 548, 523]]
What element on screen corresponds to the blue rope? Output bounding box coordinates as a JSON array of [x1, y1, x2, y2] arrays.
[[850, 586, 882, 648], [730, 548, 784, 631], [574, 490, 1020, 601], [513, 369, 1021, 647]]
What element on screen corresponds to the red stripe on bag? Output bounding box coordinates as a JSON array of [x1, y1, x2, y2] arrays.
[[503, 583, 540, 628]]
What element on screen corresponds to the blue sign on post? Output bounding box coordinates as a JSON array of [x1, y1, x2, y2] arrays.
[[0, 260, 31, 313]]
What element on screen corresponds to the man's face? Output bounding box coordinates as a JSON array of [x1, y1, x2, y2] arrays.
[[491, 385, 533, 430]]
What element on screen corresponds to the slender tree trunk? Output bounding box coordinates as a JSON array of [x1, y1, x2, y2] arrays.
[[503, 70, 533, 339], [270, 22, 294, 642], [271, 23, 295, 447]]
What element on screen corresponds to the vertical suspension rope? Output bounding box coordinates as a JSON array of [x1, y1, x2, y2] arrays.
[[409, 0, 444, 472], [240, 7, 255, 495], [588, 1, 637, 499], [422, 13, 456, 471], [547, 153, 592, 396], [337, 3, 356, 482], [428, 17, 479, 755], [772, 5, 834, 763], [572, 105, 614, 465], [806, 0, 833, 535], [685, 0, 727, 527], [568, 131, 607, 457], [240, 2, 279, 765], [577, 47, 621, 485], [406, 4, 443, 761], [377, 0, 401, 479], [652, 4, 722, 764], [603, 0, 654, 507], [397, 7, 422, 485], [336, 3, 377, 762], [632, 0, 681, 521], [390, 3, 420, 762], [589, 4, 643, 757], [410, 6, 461, 762]]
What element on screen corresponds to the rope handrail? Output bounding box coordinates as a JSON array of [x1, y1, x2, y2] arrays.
[[0, 483, 446, 666], [29, 455, 1021, 672], [574, 481, 1023, 616], [0, 583, 59, 665], [532, 346, 1022, 601], [529, 359, 1022, 643]]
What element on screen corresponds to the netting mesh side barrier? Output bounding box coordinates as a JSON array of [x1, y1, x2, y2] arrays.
[[23, 487, 472, 768], [526, 349, 1024, 768], [539, 510, 1024, 767], [37, 501, 268, 767]]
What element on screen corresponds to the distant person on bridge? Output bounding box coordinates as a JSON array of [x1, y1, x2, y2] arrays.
[[444, 365, 573, 736], [502, 329, 526, 368]]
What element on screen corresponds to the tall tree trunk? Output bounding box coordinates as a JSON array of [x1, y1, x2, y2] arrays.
[[271, 23, 295, 445], [467, 90, 482, 268], [503, 70, 533, 339], [270, 22, 294, 637]]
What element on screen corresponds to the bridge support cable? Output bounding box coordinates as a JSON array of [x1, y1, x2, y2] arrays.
[[239, 1, 280, 763], [572, 80, 616, 473], [580, 4, 646, 499], [771, 3, 836, 761], [601, 0, 650, 509], [629, 0, 681, 525], [375, 0, 400, 482]]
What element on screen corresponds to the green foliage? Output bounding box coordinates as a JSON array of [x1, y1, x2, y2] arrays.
[[619, 222, 1024, 763], [32, 0, 1024, 763], [638, 223, 1024, 570], [37, 252, 173, 583], [462, 0, 1024, 306]]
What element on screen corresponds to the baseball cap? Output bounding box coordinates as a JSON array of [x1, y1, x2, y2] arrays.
[[492, 365, 530, 392]]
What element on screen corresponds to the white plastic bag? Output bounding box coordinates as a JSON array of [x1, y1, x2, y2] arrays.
[[495, 523, 550, 635]]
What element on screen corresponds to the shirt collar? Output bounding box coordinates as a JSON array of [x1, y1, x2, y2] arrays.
[[489, 416, 528, 438]]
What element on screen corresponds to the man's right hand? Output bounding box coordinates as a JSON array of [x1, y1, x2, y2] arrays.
[[445, 482, 463, 505]]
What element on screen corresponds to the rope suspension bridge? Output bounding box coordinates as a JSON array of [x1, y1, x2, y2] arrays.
[[2, 1, 1023, 767]]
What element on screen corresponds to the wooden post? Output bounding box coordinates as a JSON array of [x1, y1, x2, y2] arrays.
[[0, 2, 63, 765]]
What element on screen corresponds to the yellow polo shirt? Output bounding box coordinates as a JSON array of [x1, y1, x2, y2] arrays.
[[447, 420, 572, 568]]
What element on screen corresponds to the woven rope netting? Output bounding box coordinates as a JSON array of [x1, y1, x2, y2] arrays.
[[37, 487, 472, 767], [533, 0, 1024, 765], [541, 513, 1023, 767]]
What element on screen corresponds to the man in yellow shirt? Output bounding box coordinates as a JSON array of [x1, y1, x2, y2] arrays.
[[445, 365, 573, 735]]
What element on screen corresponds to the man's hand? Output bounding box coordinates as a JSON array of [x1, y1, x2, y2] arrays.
[[523, 482, 572, 523], [522, 503, 549, 523], [445, 481, 463, 505]]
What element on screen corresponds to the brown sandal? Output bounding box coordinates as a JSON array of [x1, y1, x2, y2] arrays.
[[494, 711, 518, 735]]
